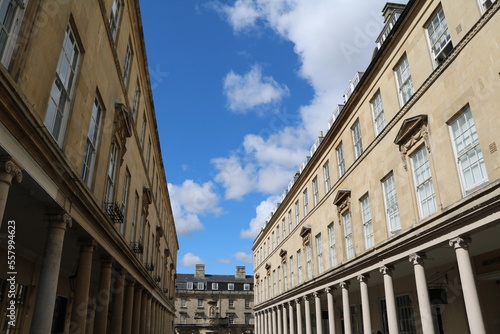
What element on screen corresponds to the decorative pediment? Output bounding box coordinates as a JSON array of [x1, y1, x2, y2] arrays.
[[265, 263, 271, 276], [334, 190, 351, 213], [394, 115, 430, 170], [300, 226, 311, 245], [255, 273, 260, 279], [142, 187, 153, 216], [279, 249, 288, 258], [114, 103, 133, 165]]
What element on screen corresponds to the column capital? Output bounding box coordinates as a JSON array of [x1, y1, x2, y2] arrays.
[[324, 286, 335, 294], [288, 300, 295, 307], [449, 236, 471, 250], [357, 274, 370, 283], [379, 265, 394, 276], [409, 252, 426, 266], [134, 283, 143, 290], [0, 156, 22, 183], [339, 281, 350, 289], [303, 294, 311, 302], [295, 298, 302, 305], [313, 291, 322, 299], [45, 211, 73, 227], [100, 257, 115, 267], [77, 238, 98, 250]]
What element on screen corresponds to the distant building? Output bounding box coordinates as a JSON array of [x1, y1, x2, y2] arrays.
[[253, 1, 500, 334], [0, 0, 178, 333], [175, 265, 255, 334]]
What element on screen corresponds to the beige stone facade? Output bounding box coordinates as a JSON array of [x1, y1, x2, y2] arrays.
[[253, 1, 500, 334], [0, 0, 178, 333], [175, 265, 254, 334]]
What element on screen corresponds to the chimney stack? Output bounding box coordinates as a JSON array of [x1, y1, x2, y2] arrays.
[[195, 264, 205, 278], [235, 266, 246, 279]]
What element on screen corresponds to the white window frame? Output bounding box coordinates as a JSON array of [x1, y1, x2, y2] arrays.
[[45, 25, 80, 146], [212, 283, 218, 290], [180, 298, 187, 308], [228, 283, 234, 291], [303, 189, 309, 216], [186, 282, 193, 290], [425, 5, 453, 67], [343, 211, 354, 259], [104, 141, 119, 203], [109, 0, 122, 41], [411, 145, 437, 218], [337, 142, 345, 177], [351, 120, 363, 159], [289, 255, 295, 287], [197, 282, 204, 290], [312, 177, 319, 207], [283, 262, 288, 291], [0, 0, 28, 67], [120, 169, 131, 235], [323, 160, 331, 193], [123, 42, 132, 85], [316, 233, 324, 274], [328, 223, 337, 267], [229, 299, 234, 308], [297, 250, 303, 284], [360, 194, 374, 249], [382, 172, 401, 233], [449, 107, 488, 194], [371, 91, 386, 136], [244, 283, 250, 291], [295, 201, 300, 226], [282, 219, 286, 239], [305, 242, 312, 279], [276, 225, 280, 245], [132, 82, 140, 122], [197, 299, 203, 307], [81, 97, 102, 187], [478, 0, 496, 14], [288, 210, 292, 233], [394, 54, 414, 106]]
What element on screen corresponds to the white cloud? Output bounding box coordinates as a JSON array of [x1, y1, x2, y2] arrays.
[[223, 64, 289, 113], [180, 253, 205, 267], [214, 258, 231, 264], [233, 251, 253, 264], [168, 180, 222, 235], [240, 196, 280, 239], [212, 0, 407, 238], [212, 156, 255, 200]]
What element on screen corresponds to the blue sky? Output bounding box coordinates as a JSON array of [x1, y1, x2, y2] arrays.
[[139, 0, 406, 275]]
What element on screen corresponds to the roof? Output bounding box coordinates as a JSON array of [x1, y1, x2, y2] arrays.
[[175, 273, 254, 284]]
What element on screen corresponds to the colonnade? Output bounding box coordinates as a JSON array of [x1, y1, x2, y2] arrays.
[[0, 156, 171, 333], [255, 238, 486, 334]]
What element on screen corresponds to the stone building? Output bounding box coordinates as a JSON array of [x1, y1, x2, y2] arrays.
[[253, 1, 500, 334], [175, 265, 254, 334], [0, 0, 178, 333]]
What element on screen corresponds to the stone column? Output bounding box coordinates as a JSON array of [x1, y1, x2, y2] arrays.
[[30, 212, 72, 334], [94, 258, 115, 333], [314, 291, 323, 334], [450, 237, 486, 334], [140, 291, 148, 334], [380, 265, 398, 334], [357, 274, 372, 334], [70, 238, 97, 333], [132, 284, 142, 333], [268, 309, 273, 334], [282, 304, 288, 334], [340, 281, 351, 334], [277, 305, 283, 334], [325, 287, 336, 334], [255, 312, 259, 334], [272, 307, 278, 334], [122, 280, 135, 334], [288, 301, 295, 334], [262, 310, 269, 334], [304, 295, 312, 334], [151, 300, 157, 334], [0, 156, 22, 229], [146, 294, 153, 333], [409, 253, 435, 334], [110, 269, 125, 334], [296, 298, 302, 334]]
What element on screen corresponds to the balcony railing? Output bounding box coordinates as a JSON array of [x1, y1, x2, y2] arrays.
[[104, 202, 124, 224], [129, 241, 143, 254]]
